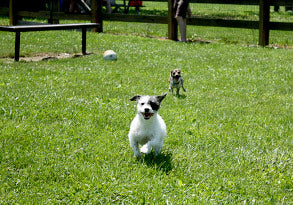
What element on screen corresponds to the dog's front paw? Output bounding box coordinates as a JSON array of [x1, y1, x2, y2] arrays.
[[140, 144, 151, 154]]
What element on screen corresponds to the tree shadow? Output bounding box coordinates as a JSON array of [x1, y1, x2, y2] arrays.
[[141, 152, 173, 174]]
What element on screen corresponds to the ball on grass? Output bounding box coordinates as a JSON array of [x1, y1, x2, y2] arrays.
[[103, 50, 117, 60]]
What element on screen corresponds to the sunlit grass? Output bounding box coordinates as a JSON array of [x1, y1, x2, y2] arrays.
[[0, 15, 292, 204]]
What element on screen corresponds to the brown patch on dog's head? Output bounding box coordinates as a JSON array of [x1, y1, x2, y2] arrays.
[[170, 69, 182, 80]]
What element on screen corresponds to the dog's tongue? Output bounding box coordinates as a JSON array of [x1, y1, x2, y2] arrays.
[[142, 112, 153, 119]]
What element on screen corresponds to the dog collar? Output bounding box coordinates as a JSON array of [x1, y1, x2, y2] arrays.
[[172, 78, 182, 85]]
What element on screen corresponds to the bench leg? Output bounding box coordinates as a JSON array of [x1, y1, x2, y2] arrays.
[[82, 28, 86, 55], [15, 31, 20, 62]]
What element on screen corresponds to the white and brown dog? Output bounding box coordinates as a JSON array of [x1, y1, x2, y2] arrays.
[[169, 69, 186, 95], [128, 93, 167, 158]]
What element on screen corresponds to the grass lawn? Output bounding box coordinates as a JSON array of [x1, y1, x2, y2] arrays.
[[0, 13, 292, 203]]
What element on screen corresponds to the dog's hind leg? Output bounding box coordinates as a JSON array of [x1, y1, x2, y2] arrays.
[[176, 88, 180, 96], [154, 146, 162, 156], [181, 79, 186, 92], [149, 139, 163, 156]]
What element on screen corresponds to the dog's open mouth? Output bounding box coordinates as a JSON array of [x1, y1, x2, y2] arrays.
[[141, 112, 154, 120], [175, 75, 181, 80], [172, 75, 181, 83]]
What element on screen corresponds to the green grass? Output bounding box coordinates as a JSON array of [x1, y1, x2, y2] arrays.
[[0, 13, 293, 203]]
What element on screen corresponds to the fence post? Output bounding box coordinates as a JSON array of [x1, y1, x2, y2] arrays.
[[9, 0, 17, 25], [168, 0, 178, 41], [48, 0, 60, 24], [91, 0, 103, 32], [259, 0, 270, 46]]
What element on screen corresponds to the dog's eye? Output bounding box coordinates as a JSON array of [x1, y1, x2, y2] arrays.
[[150, 101, 160, 111], [141, 103, 145, 106]]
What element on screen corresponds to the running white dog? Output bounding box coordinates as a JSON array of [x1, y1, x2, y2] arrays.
[[128, 93, 167, 158]]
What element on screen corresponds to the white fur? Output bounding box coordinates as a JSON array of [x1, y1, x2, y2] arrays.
[[128, 95, 167, 158], [103, 50, 117, 60]]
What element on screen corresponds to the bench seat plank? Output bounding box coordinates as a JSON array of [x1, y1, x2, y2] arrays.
[[0, 23, 100, 32]]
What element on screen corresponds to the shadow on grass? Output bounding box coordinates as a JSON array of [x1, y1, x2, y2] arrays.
[[170, 93, 187, 99], [177, 94, 187, 99], [141, 152, 173, 174], [188, 39, 212, 44]]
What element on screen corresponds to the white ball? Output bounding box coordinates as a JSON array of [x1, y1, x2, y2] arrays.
[[103, 50, 117, 60]]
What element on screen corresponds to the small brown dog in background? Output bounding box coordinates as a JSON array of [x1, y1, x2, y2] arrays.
[[169, 69, 186, 95]]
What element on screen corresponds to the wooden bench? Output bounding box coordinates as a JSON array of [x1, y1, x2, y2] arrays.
[[0, 23, 100, 61]]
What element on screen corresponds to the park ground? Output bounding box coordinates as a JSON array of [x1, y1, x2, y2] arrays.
[[0, 14, 292, 203]]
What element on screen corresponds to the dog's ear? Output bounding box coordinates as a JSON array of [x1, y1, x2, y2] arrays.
[[130, 95, 141, 101], [156, 93, 167, 103]]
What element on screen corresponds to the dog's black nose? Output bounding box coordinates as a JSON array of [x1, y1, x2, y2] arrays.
[[145, 108, 150, 113]]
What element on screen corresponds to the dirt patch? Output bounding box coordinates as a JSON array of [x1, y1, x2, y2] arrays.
[[1, 52, 95, 63]]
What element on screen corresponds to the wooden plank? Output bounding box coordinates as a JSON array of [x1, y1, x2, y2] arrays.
[[124, 0, 180, 1], [190, 0, 258, 5], [17, 11, 92, 21], [91, 0, 103, 32], [48, 0, 60, 24], [9, 0, 17, 25], [168, 0, 178, 40], [128, 0, 258, 4], [15, 31, 20, 61], [53, 12, 91, 20], [259, 0, 270, 46], [17, 11, 51, 19], [0, 6, 9, 16], [82, 28, 87, 55], [103, 14, 168, 24], [139, 0, 293, 5], [266, 0, 293, 6], [187, 18, 259, 29], [0, 23, 101, 32], [91, 0, 97, 29], [97, 0, 103, 32], [269, 22, 293, 31]]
